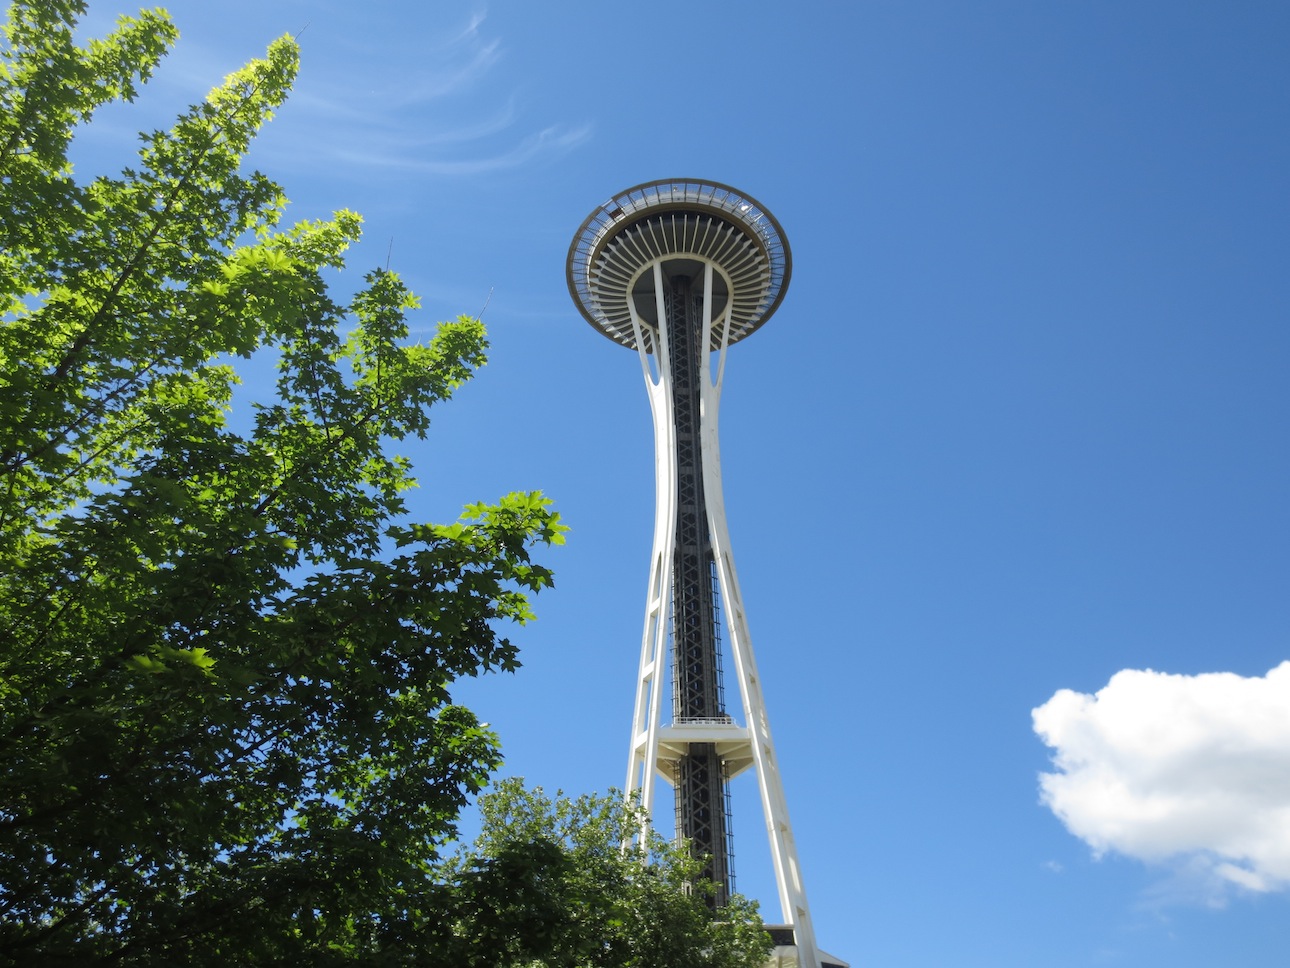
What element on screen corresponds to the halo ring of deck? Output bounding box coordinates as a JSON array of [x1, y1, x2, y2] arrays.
[[566, 179, 792, 350]]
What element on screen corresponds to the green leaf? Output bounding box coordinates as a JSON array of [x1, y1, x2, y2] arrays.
[[0, 4, 568, 963]]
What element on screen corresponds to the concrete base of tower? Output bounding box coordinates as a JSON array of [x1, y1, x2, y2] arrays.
[[764, 925, 849, 968]]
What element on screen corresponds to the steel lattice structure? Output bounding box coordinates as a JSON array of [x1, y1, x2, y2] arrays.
[[567, 180, 845, 968]]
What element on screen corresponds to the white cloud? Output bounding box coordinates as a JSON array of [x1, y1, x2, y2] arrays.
[[1033, 662, 1290, 897], [402, 38, 502, 103], [330, 123, 592, 176], [447, 8, 490, 46], [265, 8, 588, 178], [66, 4, 591, 189]]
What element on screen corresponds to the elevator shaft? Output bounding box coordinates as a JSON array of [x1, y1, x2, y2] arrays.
[[665, 274, 732, 908]]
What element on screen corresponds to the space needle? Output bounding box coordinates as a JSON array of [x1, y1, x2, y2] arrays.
[[567, 179, 846, 968]]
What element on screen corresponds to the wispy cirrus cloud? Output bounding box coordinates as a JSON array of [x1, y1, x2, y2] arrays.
[[273, 6, 589, 178], [73, 5, 590, 180], [331, 123, 592, 176], [391, 37, 501, 105], [449, 9, 489, 45], [286, 92, 519, 142]]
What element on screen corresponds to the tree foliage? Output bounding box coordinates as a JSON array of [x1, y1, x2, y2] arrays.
[[430, 780, 772, 968], [0, 1, 567, 962]]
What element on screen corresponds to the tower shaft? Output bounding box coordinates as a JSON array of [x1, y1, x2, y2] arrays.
[[622, 258, 823, 968], [666, 276, 733, 905]]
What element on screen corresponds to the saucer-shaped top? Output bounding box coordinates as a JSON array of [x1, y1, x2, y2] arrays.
[[566, 179, 791, 350]]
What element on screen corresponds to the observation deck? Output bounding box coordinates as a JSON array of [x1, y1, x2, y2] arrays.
[[566, 179, 792, 350]]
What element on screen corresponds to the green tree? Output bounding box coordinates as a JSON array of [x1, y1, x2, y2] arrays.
[[429, 779, 773, 968], [0, 1, 565, 963]]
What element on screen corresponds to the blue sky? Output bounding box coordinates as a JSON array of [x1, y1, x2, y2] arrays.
[[71, 2, 1290, 965]]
